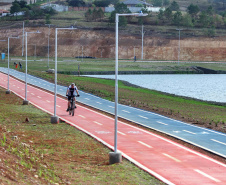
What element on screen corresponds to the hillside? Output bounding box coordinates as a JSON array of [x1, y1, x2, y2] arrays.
[[0, 26, 226, 62]]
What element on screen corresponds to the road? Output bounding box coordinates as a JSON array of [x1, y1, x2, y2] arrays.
[[0, 70, 226, 184], [0, 67, 226, 159]]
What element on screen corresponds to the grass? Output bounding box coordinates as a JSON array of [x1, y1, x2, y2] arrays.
[[1, 56, 226, 73], [0, 87, 164, 184], [1, 58, 226, 132]]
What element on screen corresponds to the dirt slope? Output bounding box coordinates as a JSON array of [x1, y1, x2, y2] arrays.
[[0, 27, 226, 61]]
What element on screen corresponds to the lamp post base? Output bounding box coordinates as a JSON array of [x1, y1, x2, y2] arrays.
[[6, 90, 10, 94], [23, 100, 29, 105], [51, 116, 59, 124], [109, 152, 122, 164]]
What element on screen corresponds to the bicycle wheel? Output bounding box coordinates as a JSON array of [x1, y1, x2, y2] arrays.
[[70, 100, 74, 116]]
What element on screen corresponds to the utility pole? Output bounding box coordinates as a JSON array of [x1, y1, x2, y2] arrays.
[[22, 21, 24, 56], [141, 24, 146, 60], [176, 28, 183, 65]]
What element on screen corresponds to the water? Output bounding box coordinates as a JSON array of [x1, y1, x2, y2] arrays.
[[84, 74, 226, 103]]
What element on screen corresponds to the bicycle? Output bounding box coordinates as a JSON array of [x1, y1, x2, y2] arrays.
[[66, 95, 79, 116]]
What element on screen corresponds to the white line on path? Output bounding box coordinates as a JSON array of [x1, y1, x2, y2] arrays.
[[211, 139, 226, 146], [56, 105, 61, 107], [157, 121, 168, 125], [96, 102, 102, 104], [108, 105, 114, 108], [37, 96, 41, 98], [46, 100, 51, 103], [183, 130, 196, 135], [194, 169, 221, 182], [138, 115, 148, 120], [118, 131, 126, 136], [79, 115, 86, 118], [31, 93, 35, 95], [122, 110, 131, 113], [162, 153, 181, 162], [85, 98, 90, 100], [138, 141, 152, 148], [93, 121, 103, 126]]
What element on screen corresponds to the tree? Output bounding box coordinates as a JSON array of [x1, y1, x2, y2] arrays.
[[173, 11, 183, 26], [92, 8, 98, 21], [152, 0, 169, 7], [85, 8, 92, 21], [109, 3, 131, 27], [94, 0, 118, 7], [157, 9, 165, 23], [182, 14, 194, 28], [10, 1, 21, 20], [97, 8, 104, 21], [164, 7, 173, 21], [66, 0, 86, 7], [169, 1, 180, 11], [199, 11, 212, 27], [207, 6, 214, 15], [18, 0, 30, 9], [45, 14, 51, 24], [187, 4, 200, 18]]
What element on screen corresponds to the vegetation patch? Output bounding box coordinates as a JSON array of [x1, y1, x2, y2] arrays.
[[0, 87, 164, 184]]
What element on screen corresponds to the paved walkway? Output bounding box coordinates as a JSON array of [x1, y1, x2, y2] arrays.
[[0, 67, 226, 159], [1, 70, 226, 184]]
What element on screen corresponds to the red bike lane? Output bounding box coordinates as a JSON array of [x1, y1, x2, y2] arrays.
[[1, 72, 226, 185]]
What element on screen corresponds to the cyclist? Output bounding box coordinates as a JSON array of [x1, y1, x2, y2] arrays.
[[66, 83, 79, 112]]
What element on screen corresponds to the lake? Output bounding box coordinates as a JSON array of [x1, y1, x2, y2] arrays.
[[84, 74, 226, 103]]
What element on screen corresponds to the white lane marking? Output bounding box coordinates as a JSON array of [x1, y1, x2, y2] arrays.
[[13, 84, 15, 86], [93, 121, 103, 126], [17, 86, 20, 88], [37, 96, 41, 98], [211, 139, 226, 146], [122, 110, 131, 113], [138, 115, 148, 120], [183, 130, 196, 135], [108, 105, 114, 108], [194, 169, 221, 183], [138, 141, 152, 148], [163, 153, 181, 162], [31, 93, 35, 95], [157, 121, 168, 125], [46, 100, 51, 103], [56, 105, 61, 107], [79, 115, 86, 118], [22, 88, 24, 90], [85, 98, 90, 100], [96, 102, 102, 104], [118, 131, 126, 136]]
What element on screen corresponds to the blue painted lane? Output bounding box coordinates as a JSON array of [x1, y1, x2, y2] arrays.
[[1, 67, 226, 158]]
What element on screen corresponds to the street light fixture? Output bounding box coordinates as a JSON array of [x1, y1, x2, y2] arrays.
[[51, 27, 77, 124], [176, 28, 183, 65], [109, 12, 148, 165], [23, 31, 41, 105], [6, 36, 20, 94]]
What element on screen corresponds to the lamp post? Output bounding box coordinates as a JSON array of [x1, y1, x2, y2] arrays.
[[6, 36, 19, 94], [45, 24, 53, 68], [23, 31, 41, 105], [51, 27, 77, 124], [22, 21, 25, 57], [176, 28, 183, 65], [141, 24, 146, 60], [109, 12, 148, 165]]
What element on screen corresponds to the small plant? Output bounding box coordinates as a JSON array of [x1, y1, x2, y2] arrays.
[[1, 133, 6, 147]]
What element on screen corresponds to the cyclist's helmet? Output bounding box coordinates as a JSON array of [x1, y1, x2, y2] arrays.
[[71, 83, 75, 86]]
